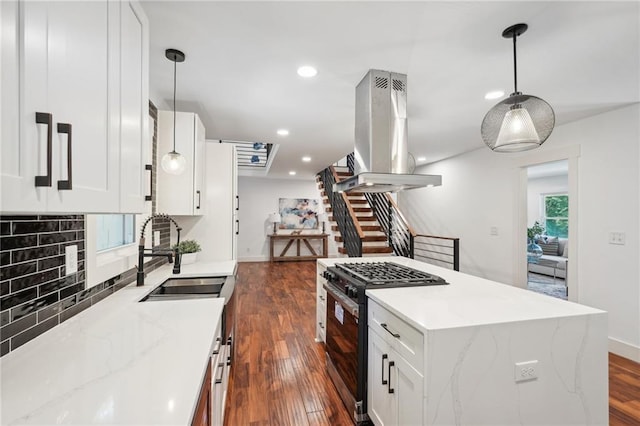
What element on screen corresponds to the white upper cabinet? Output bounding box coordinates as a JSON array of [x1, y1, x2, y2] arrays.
[[0, 0, 148, 214], [157, 111, 206, 216]]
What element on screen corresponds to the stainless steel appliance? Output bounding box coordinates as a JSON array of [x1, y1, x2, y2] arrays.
[[333, 70, 441, 194], [322, 262, 448, 424]]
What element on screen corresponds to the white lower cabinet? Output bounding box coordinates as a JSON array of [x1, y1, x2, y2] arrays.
[[315, 263, 328, 342], [368, 300, 424, 426]]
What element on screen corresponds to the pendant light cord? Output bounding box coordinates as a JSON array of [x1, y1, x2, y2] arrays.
[[173, 57, 177, 153], [512, 32, 518, 94]]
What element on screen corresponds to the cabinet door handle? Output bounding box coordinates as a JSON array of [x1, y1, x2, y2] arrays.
[[214, 362, 225, 384], [319, 295, 325, 301], [387, 360, 395, 394], [35, 112, 53, 187], [235, 195, 239, 211], [145, 164, 152, 201], [319, 321, 324, 329], [56, 123, 72, 190], [235, 219, 239, 235], [381, 323, 400, 339], [196, 190, 201, 209], [381, 354, 388, 385]]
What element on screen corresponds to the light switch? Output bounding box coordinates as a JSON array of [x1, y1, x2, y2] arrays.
[[153, 230, 161, 247], [490, 226, 498, 236], [609, 232, 626, 245]]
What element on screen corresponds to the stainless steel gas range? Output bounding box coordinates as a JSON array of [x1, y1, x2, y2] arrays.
[[321, 261, 448, 424]]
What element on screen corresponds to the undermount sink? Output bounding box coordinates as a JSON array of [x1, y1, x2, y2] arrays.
[[140, 277, 226, 302]]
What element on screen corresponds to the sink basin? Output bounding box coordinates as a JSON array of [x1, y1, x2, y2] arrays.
[[140, 276, 225, 302]]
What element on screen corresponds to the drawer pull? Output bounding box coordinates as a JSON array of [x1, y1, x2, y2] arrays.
[[387, 360, 395, 394], [381, 354, 388, 385], [214, 362, 225, 384], [381, 323, 400, 339], [145, 164, 152, 201]]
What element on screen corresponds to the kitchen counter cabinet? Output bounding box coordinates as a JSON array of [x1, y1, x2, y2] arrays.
[[317, 256, 608, 426], [0, 260, 235, 425], [192, 360, 213, 426]]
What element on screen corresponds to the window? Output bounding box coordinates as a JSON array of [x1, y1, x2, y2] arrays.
[[543, 194, 568, 238], [96, 214, 135, 251]]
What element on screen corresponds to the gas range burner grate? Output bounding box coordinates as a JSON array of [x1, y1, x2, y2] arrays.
[[335, 262, 447, 286]]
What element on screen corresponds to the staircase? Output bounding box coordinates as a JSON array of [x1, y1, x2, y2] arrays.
[[317, 167, 393, 256]]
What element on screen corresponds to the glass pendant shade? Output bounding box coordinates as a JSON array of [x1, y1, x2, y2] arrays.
[[482, 93, 555, 152], [161, 151, 186, 175]]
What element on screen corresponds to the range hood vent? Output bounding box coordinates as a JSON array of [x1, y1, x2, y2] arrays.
[[333, 69, 441, 193]]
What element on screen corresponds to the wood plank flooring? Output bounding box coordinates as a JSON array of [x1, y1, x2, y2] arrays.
[[224, 261, 640, 426]]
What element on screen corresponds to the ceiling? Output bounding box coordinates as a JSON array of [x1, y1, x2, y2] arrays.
[[142, 1, 639, 179]]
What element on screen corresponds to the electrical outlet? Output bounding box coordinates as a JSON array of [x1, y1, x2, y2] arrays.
[[515, 360, 538, 383], [153, 231, 161, 247], [65, 245, 78, 275], [609, 232, 626, 245]]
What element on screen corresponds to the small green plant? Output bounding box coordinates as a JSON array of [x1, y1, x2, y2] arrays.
[[173, 239, 201, 254], [527, 221, 545, 241]]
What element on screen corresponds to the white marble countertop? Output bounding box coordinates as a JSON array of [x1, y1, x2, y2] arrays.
[[318, 256, 605, 332], [0, 260, 236, 425]]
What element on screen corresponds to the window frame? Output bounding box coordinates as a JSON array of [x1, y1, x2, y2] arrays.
[[541, 192, 569, 238]]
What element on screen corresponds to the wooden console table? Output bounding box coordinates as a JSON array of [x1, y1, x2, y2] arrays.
[[269, 234, 328, 262]]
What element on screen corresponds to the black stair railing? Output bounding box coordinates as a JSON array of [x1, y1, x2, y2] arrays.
[[318, 166, 363, 257], [364, 192, 414, 258], [413, 235, 460, 271]]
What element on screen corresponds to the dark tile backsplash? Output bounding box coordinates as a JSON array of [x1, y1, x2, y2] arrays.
[[0, 102, 164, 357]]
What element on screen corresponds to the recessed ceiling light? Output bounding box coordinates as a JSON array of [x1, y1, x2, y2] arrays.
[[417, 156, 426, 162], [277, 129, 289, 136], [297, 65, 317, 78], [484, 90, 505, 100], [289, 171, 296, 176], [302, 156, 311, 162]]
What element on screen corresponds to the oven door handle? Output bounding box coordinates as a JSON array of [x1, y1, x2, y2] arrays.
[[323, 283, 359, 317]]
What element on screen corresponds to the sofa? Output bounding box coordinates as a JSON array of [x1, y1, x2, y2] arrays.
[[528, 237, 568, 279]]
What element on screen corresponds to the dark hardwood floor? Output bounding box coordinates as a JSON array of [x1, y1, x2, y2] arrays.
[[225, 261, 640, 426]]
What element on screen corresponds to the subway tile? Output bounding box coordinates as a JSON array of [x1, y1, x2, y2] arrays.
[[12, 245, 59, 263], [77, 231, 85, 240], [59, 298, 91, 324], [1, 287, 37, 311], [12, 221, 59, 235], [37, 255, 65, 271], [38, 231, 77, 246], [1, 261, 38, 281], [39, 215, 81, 220], [11, 291, 59, 321], [91, 286, 114, 305], [11, 316, 58, 350], [60, 283, 84, 300], [0, 235, 38, 251], [10, 268, 59, 293], [37, 300, 63, 322], [0, 222, 10, 236], [61, 241, 84, 251], [38, 279, 62, 297], [1, 281, 8, 297], [0, 312, 36, 340], [0, 310, 9, 327], [60, 295, 76, 311], [78, 285, 100, 302], [60, 220, 84, 231], [0, 215, 38, 221], [0, 252, 10, 266], [0, 339, 8, 356]]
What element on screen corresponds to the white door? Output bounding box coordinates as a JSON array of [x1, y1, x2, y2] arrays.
[[393, 349, 423, 426], [119, 0, 148, 214], [193, 114, 205, 215], [368, 329, 396, 426], [46, 0, 119, 212]]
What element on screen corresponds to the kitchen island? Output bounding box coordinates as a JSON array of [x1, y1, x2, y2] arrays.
[[1, 260, 235, 425], [317, 256, 607, 426]]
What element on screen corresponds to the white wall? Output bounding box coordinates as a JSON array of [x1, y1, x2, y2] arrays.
[[237, 176, 339, 261], [527, 174, 568, 227], [399, 104, 640, 360]]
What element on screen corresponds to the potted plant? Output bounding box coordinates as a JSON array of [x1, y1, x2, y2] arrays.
[[173, 239, 201, 265], [526, 221, 545, 263]]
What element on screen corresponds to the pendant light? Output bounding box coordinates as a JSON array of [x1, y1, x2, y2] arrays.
[[481, 23, 555, 152], [161, 48, 187, 175]]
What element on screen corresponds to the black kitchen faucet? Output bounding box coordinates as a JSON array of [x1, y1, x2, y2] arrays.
[[137, 213, 182, 286]]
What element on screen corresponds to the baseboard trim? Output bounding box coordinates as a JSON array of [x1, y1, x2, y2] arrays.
[[238, 256, 269, 262], [609, 337, 640, 362]]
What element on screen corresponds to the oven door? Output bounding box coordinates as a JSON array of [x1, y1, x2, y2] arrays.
[[324, 283, 366, 421]]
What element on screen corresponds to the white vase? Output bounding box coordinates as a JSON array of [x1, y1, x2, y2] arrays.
[[181, 252, 198, 265]]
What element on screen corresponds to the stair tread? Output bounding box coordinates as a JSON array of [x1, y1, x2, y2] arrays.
[[338, 246, 393, 254], [335, 235, 387, 243], [331, 225, 382, 232]]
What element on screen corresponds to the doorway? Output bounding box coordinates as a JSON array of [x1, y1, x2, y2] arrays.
[[526, 160, 569, 300]]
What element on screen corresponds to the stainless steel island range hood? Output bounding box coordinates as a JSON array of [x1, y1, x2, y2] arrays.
[[334, 69, 441, 193]]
